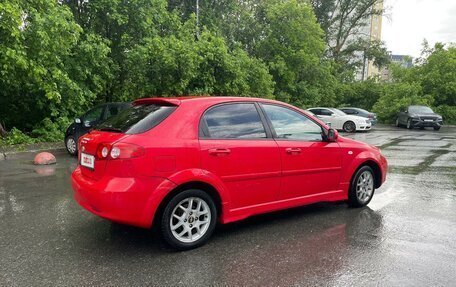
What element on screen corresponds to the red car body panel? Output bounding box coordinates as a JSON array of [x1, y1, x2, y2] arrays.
[[72, 97, 388, 228]]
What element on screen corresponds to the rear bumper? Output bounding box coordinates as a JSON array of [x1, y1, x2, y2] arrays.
[[71, 167, 173, 228]]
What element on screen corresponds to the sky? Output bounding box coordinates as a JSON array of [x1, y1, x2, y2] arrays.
[[382, 0, 456, 58]]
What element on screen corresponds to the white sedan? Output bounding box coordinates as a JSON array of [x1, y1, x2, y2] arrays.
[[307, 107, 371, 133]]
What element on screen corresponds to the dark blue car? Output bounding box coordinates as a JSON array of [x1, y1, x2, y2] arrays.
[[340, 107, 378, 126], [65, 102, 131, 155]]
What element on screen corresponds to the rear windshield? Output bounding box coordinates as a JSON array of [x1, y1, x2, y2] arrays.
[[96, 104, 177, 134]]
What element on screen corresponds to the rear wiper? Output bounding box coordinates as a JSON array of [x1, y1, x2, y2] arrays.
[[98, 127, 123, 133]]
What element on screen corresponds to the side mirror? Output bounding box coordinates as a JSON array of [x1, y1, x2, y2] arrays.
[[84, 120, 92, 128], [75, 118, 81, 124], [331, 113, 336, 117], [327, 128, 339, 142]]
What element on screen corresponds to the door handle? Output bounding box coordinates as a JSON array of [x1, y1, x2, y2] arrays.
[[286, 148, 301, 155], [208, 148, 231, 156]]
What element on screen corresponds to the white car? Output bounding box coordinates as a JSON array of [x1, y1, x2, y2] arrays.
[[307, 107, 371, 133]]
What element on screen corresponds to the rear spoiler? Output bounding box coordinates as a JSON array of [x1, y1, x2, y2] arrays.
[[133, 98, 181, 106]]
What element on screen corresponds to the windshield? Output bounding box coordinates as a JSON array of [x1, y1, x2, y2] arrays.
[[96, 104, 177, 134], [329, 108, 347, 116], [409, 106, 434, 114]]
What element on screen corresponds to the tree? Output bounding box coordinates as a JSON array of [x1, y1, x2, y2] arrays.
[[255, 0, 336, 106], [310, 0, 390, 80], [123, 21, 274, 99], [0, 0, 112, 131]]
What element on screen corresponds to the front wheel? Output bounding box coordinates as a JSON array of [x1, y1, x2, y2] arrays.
[[407, 118, 413, 129], [343, 121, 356, 133], [161, 189, 217, 250], [347, 166, 375, 208], [434, 126, 441, 131]]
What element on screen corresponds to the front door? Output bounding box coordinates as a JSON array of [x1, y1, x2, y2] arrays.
[[260, 104, 343, 200], [199, 103, 281, 209]]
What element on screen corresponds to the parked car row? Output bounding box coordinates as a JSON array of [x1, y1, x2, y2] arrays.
[[65, 102, 444, 155], [307, 107, 376, 133]]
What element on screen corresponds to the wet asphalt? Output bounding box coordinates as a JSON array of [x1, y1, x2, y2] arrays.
[[0, 125, 455, 286]]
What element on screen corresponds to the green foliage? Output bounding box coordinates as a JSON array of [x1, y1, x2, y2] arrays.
[[0, 128, 35, 146], [255, 0, 335, 107], [31, 118, 71, 142], [0, 0, 112, 130], [1, 0, 455, 147], [337, 79, 383, 110], [372, 83, 433, 123], [434, 105, 456, 124]]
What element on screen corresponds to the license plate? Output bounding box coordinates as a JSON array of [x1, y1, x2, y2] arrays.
[[81, 153, 95, 169], [424, 119, 433, 122]]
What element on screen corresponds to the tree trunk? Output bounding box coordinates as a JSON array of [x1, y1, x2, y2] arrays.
[[0, 122, 7, 138]]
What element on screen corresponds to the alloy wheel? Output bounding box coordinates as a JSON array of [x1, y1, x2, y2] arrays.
[[66, 137, 77, 155], [344, 121, 356, 133], [170, 197, 211, 243], [356, 171, 374, 204]]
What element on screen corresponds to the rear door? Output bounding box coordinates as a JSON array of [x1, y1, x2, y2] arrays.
[[260, 104, 342, 200], [199, 103, 281, 209]]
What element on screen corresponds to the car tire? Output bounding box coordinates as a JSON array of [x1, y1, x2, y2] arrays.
[[406, 118, 413, 129], [434, 126, 441, 131], [347, 166, 375, 208], [65, 136, 78, 156], [343, 121, 356, 133], [161, 189, 217, 250]]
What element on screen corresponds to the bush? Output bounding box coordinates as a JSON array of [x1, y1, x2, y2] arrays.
[[434, 105, 456, 124], [372, 83, 433, 123], [0, 128, 36, 146], [31, 117, 71, 142]]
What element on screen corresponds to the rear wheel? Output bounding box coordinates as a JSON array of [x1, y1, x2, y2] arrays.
[[348, 166, 375, 208], [65, 136, 77, 156], [161, 189, 217, 250], [343, 121, 356, 133]]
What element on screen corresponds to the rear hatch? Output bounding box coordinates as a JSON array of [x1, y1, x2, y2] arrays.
[[79, 131, 128, 180], [78, 101, 178, 181]]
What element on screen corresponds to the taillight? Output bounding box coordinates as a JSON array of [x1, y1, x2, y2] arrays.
[[96, 143, 145, 160], [96, 143, 112, 159]]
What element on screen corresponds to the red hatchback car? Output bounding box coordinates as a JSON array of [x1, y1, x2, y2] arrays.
[[72, 97, 387, 250]]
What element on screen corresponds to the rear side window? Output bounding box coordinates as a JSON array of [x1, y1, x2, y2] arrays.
[[96, 104, 176, 134], [201, 103, 267, 139]]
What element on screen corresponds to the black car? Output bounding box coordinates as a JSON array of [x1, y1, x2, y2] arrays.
[[396, 105, 443, 131], [65, 102, 131, 155], [339, 107, 378, 125]]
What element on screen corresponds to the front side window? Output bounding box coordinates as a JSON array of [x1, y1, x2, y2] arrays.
[[202, 103, 267, 139], [262, 104, 322, 141]]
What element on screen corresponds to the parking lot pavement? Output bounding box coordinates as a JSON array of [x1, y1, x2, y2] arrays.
[[1, 125, 455, 286]]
